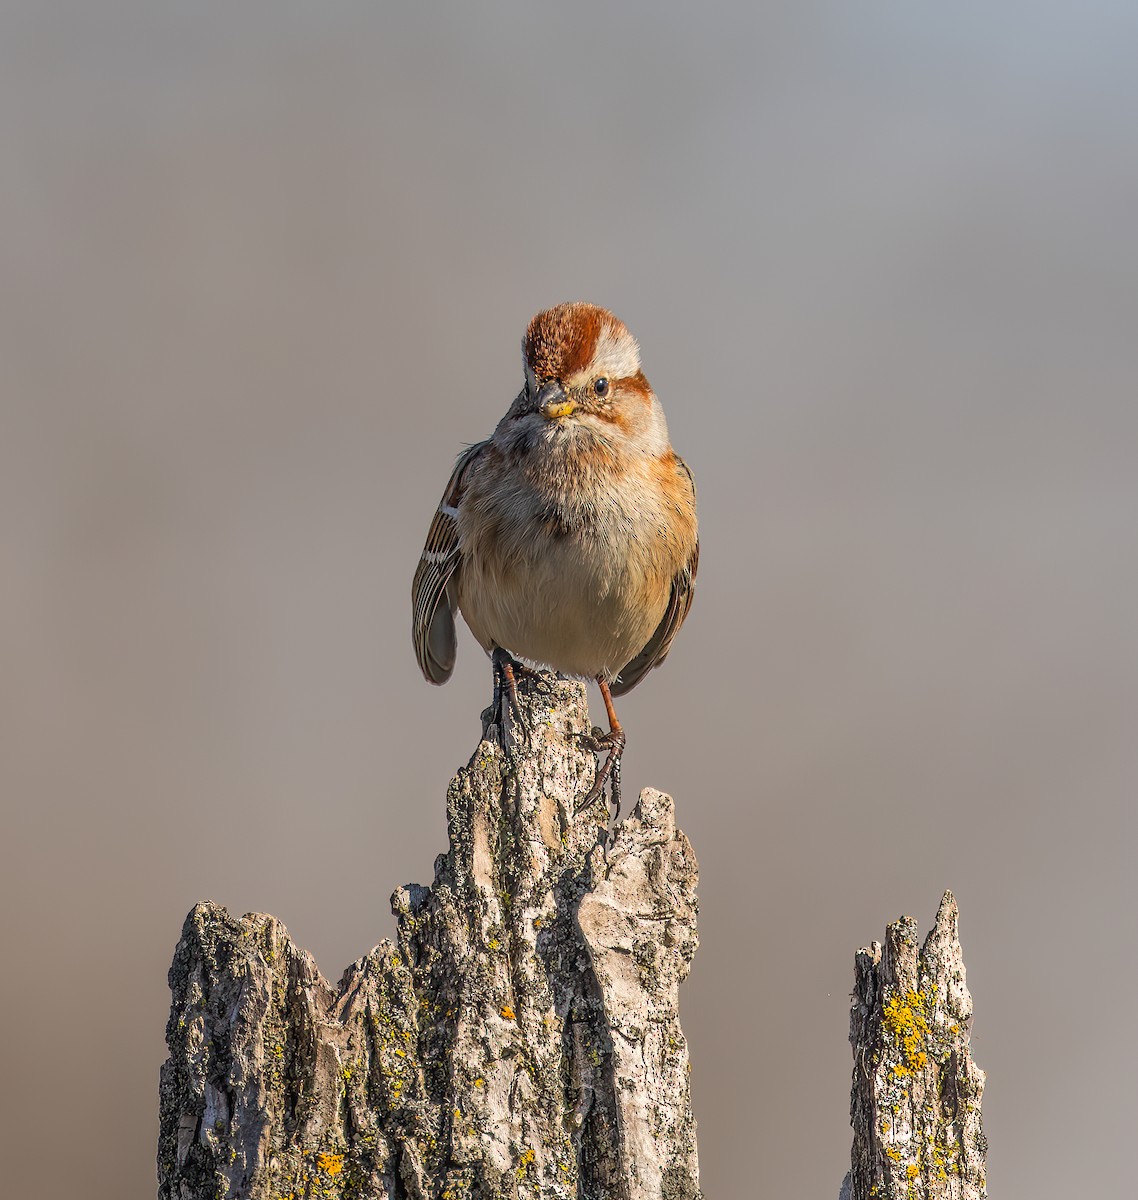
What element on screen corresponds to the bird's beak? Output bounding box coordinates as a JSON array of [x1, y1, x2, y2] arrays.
[[535, 381, 577, 420]]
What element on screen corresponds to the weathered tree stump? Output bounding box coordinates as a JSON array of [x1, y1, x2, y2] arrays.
[[843, 892, 987, 1200], [158, 669, 990, 1199], [157, 676, 701, 1200]]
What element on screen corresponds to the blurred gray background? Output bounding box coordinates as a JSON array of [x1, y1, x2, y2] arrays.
[[2, 2, 1136, 1196]]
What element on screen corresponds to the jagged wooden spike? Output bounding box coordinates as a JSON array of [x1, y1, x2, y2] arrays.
[[844, 891, 987, 1200], [158, 675, 700, 1200]]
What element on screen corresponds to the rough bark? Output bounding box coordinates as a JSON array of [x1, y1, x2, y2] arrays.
[[158, 675, 700, 1200], [843, 891, 987, 1200]]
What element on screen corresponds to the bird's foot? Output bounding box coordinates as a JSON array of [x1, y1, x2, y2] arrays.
[[508, 658, 561, 696], [482, 647, 534, 762], [576, 725, 625, 825]]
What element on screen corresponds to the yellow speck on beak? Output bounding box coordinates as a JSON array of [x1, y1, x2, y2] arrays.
[[541, 399, 578, 420]]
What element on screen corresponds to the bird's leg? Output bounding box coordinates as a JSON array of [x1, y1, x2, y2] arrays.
[[482, 651, 503, 741], [577, 678, 625, 818], [483, 646, 532, 757]]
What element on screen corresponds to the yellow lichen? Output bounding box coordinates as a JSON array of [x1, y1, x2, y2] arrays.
[[882, 989, 930, 1076], [315, 1153, 343, 1176], [516, 1147, 536, 1179], [500, 1005, 516, 1020]]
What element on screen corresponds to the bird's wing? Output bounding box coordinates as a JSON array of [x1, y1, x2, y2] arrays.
[[411, 441, 488, 684], [611, 457, 699, 696]]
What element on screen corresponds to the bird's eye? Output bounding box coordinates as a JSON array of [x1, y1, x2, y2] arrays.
[[593, 377, 609, 397]]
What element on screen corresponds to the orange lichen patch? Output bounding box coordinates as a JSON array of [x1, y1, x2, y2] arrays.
[[882, 989, 930, 1076], [515, 1147, 536, 1180], [500, 1004, 516, 1021], [316, 1152, 343, 1176]]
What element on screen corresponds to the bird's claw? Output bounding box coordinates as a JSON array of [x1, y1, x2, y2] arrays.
[[575, 727, 625, 824], [487, 647, 535, 763], [578, 726, 617, 753]]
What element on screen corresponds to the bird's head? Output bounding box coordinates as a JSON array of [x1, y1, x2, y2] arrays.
[[500, 302, 669, 458]]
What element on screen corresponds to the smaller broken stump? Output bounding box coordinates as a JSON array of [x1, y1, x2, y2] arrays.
[[158, 676, 700, 1200], [844, 891, 987, 1200]]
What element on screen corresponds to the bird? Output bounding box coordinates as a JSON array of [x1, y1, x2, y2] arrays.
[[411, 301, 698, 811]]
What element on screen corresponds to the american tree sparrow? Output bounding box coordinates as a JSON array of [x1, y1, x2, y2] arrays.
[[412, 302, 698, 809]]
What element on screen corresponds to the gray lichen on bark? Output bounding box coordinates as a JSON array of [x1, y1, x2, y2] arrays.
[[843, 891, 987, 1200], [158, 676, 700, 1199]]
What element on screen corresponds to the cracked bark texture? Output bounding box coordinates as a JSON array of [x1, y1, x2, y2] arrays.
[[158, 676, 700, 1200], [843, 891, 987, 1200]]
